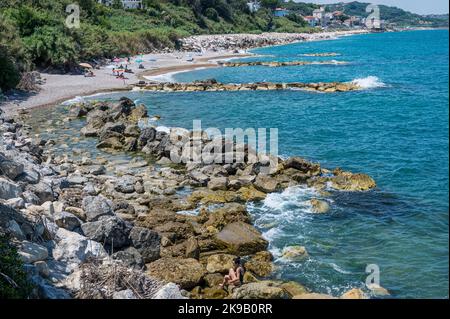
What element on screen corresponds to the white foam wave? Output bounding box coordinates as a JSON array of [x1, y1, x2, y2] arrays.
[[61, 96, 85, 106], [351, 76, 386, 89]]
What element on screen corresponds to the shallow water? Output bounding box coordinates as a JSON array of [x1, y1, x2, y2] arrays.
[[31, 30, 449, 298]]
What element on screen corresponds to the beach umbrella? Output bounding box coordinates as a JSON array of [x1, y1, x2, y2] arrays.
[[79, 63, 93, 69], [135, 59, 144, 63], [113, 58, 121, 63]]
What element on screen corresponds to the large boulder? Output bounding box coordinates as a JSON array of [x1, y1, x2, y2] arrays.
[[82, 195, 115, 222], [112, 247, 145, 269], [214, 222, 268, 255], [54, 211, 82, 231], [81, 216, 130, 249], [28, 181, 54, 204], [206, 254, 236, 274], [310, 198, 330, 214], [153, 283, 187, 299], [52, 228, 108, 272], [340, 288, 368, 299], [146, 257, 207, 290], [253, 175, 279, 193], [18, 241, 48, 264], [0, 177, 22, 200], [283, 157, 321, 175], [245, 251, 274, 277], [331, 171, 376, 192], [232, 281, 290, 299], [129, 226, 161, 263], [0, 154, 24, 180], [282, 246, 308, 261]]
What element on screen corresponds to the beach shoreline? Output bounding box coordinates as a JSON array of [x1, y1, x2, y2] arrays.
[[0, 30, 366, 115]]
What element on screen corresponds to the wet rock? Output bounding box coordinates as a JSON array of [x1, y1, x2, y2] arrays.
[[54, 212, 82, 231], [34, 261, 50, 278], [282, 246, 308, 260], [129, 226, 161, 263], [331, 171, 376, 191], [81, 216, 130, 249], [146, 257, 207, 290], [5, 197, 25, 209], [82, 195, 115, 222], [367, 284, 390, 297], [215, 222, 268, 255], [310, 198, 330, 214]]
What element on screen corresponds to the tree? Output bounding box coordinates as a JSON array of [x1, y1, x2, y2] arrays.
[[260, 0, 279, 10]]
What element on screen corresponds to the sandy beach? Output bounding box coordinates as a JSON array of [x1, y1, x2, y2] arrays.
[[0, 30, 366, 115]]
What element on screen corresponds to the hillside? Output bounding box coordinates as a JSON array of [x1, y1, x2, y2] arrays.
[[0, 0, 317, 92], [325, 1, 449, 27]]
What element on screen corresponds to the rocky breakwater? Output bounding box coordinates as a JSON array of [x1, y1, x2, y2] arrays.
[[137, 79, 361, 93], [180, 32, 359, 52], [56, 97, 376, 299], [221, 60, 349, 68]]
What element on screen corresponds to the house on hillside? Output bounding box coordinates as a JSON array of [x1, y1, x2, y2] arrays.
[[303, 16, 319, 27], [98, 0, 143, 9], [274, 8, 290, 17]]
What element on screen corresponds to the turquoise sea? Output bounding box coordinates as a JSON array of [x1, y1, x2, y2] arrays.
[[71, 30, 449, 298]]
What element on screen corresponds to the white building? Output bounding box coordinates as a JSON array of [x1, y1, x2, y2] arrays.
[[312, 7, 325, 20], [98, 0, 143, 9]]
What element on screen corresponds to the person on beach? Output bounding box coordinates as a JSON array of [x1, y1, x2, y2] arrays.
[[219, 257, 245, 291]]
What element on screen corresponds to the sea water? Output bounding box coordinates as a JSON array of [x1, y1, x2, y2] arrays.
[[75, 30, 449, 298]]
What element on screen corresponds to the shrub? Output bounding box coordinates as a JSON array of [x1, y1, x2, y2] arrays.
[[0, 235, 33, 299]]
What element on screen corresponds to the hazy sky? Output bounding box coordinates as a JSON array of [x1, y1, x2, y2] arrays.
[[298, 1, 449, 14]]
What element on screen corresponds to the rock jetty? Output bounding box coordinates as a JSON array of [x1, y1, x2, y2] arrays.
[[136, 79, 361, 93], [221, 61, 348, 68], [180, 32, 364, 52]]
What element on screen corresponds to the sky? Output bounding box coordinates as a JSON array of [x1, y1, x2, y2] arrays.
[[294, 0, 449, 14]]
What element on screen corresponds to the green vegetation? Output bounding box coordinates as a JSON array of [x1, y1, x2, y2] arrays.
[[0, 0, 313, 91], [0, 0, 447, 92], [0, 235, 33, 299]]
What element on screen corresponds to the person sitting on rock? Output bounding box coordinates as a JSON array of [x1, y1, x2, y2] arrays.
[[219, 257, 245, 291]]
